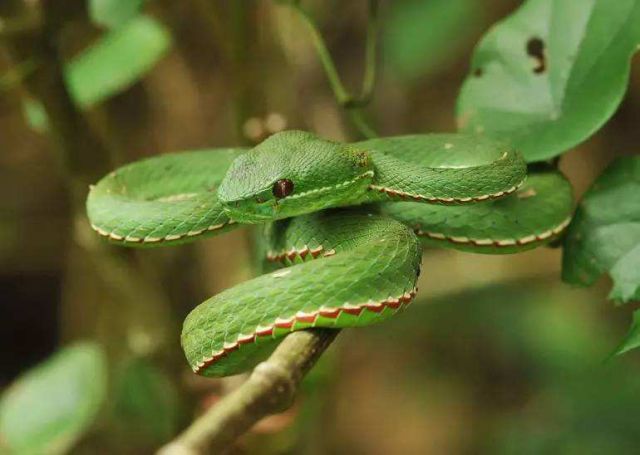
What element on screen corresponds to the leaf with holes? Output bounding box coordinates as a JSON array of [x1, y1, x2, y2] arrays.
[[456, 0, 640, 162], [0, 343, 107, 454], [562, 156, 640, 304], [89, 0, 146, 29]]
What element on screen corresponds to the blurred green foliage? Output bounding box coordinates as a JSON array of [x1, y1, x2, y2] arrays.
[[23, 15, 171, 133], [89, 0, 146, 29], [22, 97, 49, 133], [352, 281, 640, 453], [110, 357, 182, 447], [384, 0, 481, 80], [0, 343, 107, 454], [67, 15, 171, 109]]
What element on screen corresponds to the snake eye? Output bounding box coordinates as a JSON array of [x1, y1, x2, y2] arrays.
[[272, 179, 294, 199]]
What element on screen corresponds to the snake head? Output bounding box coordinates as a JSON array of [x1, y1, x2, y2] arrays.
[[218, 130, 374, 223]]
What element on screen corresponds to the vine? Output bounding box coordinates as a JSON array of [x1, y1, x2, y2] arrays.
[[284, 0, 379, 138]]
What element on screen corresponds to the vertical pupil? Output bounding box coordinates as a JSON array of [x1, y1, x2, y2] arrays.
[[273, 179, 294, 199]]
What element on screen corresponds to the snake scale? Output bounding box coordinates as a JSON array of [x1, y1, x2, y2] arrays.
[[87, 131, 573, 376]]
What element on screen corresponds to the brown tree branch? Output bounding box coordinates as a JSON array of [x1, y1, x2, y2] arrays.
[[158, 329, 339, 454]]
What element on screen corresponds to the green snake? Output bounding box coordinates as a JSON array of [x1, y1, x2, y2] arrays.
[[87, 130, 573, 376]]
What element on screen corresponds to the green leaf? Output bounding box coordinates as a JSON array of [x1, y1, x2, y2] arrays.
[[456, 0, 640, 162], [384, 0, 482, 80], [0, 342, 107, 454], [89, 0, 146, 29], [66, 15, 171, 108], [562, 156, 640, 304], [616, 310, 640, 355], [23, 15, 171, 133], [111, 358, 181, 445]]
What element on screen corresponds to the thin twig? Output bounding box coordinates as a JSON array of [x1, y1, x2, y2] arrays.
[[348, 108, 377, 139], [288, 3, 351, 104], [285, 0, 379, 138], [158, 329, 339, 454], [360, 0, 379, 103]]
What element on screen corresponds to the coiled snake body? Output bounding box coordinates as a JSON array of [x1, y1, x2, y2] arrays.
[[87, 131, 573, 376]]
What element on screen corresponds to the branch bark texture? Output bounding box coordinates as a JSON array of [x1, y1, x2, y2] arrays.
[[158, 329, 339, 454]]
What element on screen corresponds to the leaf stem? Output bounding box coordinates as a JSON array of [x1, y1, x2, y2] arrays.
[[285, 1, 379, 138], [348, 108, 377, 139], [289, 3, 350, 104], [360, 0, 379, 103]]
